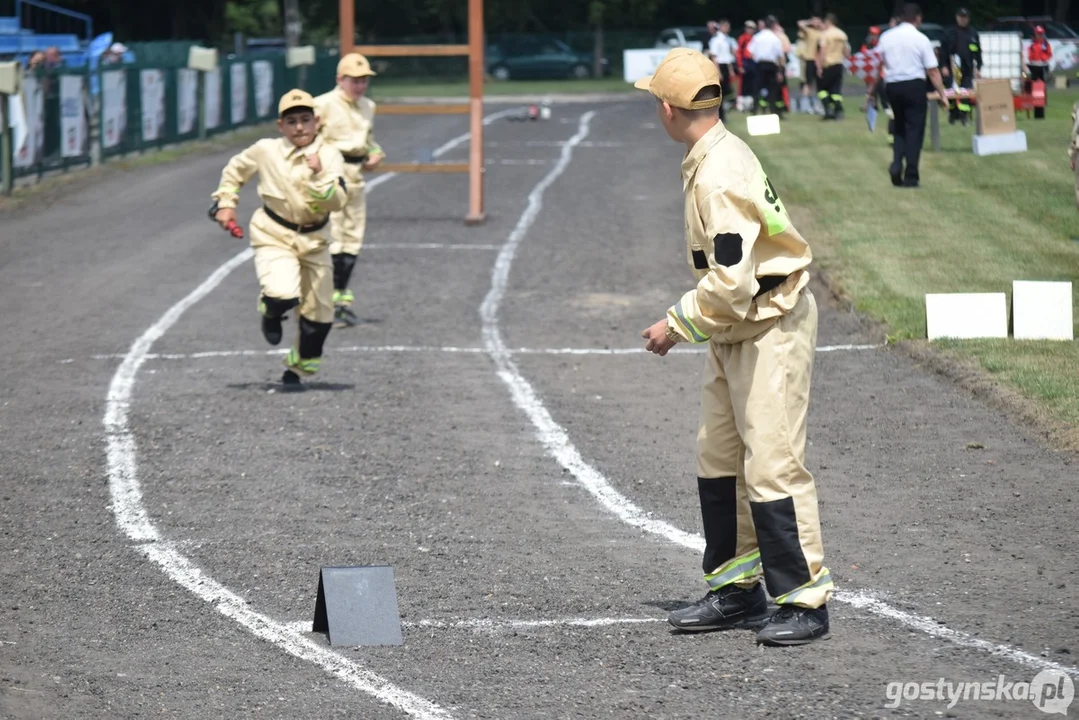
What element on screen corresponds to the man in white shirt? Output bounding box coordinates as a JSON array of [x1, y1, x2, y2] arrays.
[[707, 19, 737, 120], [873, 3, 950, 188], [747, 16, 786, 116]]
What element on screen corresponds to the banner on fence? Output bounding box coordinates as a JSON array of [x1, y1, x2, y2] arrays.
[[12, 75, 44, 168], [251, 60, 273, 119], [178, 68, 197, 135], [230, 62, 247, 125], [205, 67, 221, 129], [140, 69, 167, 142], [102, 70, 127, 149], [60, 75, 88, 158]]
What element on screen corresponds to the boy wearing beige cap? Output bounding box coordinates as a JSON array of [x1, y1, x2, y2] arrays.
[[636, 48, 833, 646], [211, 89, 348, 388], [314, 52, 385, 328]]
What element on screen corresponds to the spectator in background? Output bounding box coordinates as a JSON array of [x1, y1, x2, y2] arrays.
[[101, 42, 129, 65], [874, 3, 950, 188], [26, 51, 45, 71], [940, 7, 982, 125], [748, 16, 786, 116], [44, 46, 63, 69], [1026, 25, 1052, 119], [736, 21, 757, 112], [708, 19, 737, 120]]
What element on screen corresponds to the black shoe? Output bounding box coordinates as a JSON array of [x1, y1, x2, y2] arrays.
[[890, 172, 902, 187], [333, 305, 359, 329], [668, 584, 769, 632], [756, 604, 830, 646], [262, 315, 283, 345]]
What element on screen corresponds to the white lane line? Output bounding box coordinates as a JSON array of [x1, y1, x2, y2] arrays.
[[285, 617, 663, 635], [478, 110, 708, 552], [101, 108, 519, 718], [79, 343, 883, 363], [364, 244, 501, 250], [476, 113, 1079, 679], [486, 140, 625, 148]]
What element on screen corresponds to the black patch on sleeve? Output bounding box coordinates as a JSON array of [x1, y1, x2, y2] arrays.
[[338, 176, 347, 191], [692, 249, 709, 270], [713, 233, 743, 267]]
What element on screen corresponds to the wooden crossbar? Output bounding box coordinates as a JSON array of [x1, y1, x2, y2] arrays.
[[376, 104, 471, 116], [353, 44, 469, 57], [370, 163, 471, 174]]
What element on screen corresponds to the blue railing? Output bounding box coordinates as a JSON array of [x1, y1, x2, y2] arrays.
[[14, 0, 92, 41]]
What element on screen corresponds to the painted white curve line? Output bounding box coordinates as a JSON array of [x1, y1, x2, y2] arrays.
[[101, 109, 517, 718], [84, 342, 882, 362], [477, 112, 1079, 680], [285, 617, 663, 635], [478, 109, 704, 551], [839, 590, 1079, 679]]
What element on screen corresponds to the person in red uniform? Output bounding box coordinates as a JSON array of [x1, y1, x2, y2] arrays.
[[1026, 25, 1052, 119], [736, 21, 757, 112]]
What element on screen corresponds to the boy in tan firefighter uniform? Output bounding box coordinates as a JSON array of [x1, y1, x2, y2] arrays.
[[314, 52, 385, 328], [211, 89, 348, 387], [636, 48, 833, 646]]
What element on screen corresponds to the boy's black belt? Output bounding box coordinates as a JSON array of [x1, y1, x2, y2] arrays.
[[754, 274, 792, 299], [263, 206, 329, 233], [342, 154, 368, 164]]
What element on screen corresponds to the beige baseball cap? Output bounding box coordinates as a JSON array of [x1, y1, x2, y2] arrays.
[[337, 52, 376, 78], [633, 48, 722, 110], [278, 88, 315, 116]]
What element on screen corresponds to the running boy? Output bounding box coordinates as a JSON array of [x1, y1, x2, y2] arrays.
[[211, 89, 348, 388], [635, 48, 833, 646]]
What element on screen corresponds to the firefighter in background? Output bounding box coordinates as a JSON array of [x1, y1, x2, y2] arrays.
[[1026, 25, 1053, 120], [816, 13, 851, 120], [736, 21, 757, 112], [796, 17, 823, 114], [314, 53, 385, 328], [940, 7, 982, 125]]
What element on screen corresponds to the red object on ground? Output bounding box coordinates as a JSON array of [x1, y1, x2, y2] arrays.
[[1031, 80, 1046, 107]]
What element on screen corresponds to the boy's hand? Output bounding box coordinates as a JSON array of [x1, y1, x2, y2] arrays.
[[306, 152, 323, 174], [363, 151, 385, 171], [642, 319, 677, 357], [215, 207, 236, 229]]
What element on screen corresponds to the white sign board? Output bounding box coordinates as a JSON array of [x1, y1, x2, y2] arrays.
[[60, 74, 87, 158], [925, 293, 1008, 340], [251, 60, 274, 118], [101, 69, 126, 149], [177, 68, 197, 134], [204, 67, 221, 129], [140, 69, 166, 142], [623, 48, 670, 84], [747, 114, 781, 136], [230, 62, 247, 125], [1012, 281, 1074, 340], [13, 74, 43, 168]]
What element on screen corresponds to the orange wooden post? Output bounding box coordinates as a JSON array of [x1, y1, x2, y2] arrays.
[[339, 0, 354, 54], [465, 0, 486, 225]]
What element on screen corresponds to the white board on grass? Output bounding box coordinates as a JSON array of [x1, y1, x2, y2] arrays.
[[747, 114, 781, 136], [925, 293, 1008, 340], [1012, 281, 1074, 340]]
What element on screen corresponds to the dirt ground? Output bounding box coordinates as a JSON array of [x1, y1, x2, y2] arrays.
[[1, 99, 1076, 720]]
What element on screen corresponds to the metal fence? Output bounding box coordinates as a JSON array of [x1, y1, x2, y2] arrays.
[[3, 51, 341, 188]]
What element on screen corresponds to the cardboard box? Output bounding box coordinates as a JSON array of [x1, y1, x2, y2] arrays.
[[975, 78, 1017, 136]]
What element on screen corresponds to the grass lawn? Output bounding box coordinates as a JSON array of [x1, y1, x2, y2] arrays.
[[723, 89, 1079, 432], [370, 76, 633, 98]]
